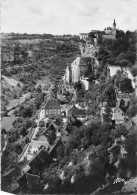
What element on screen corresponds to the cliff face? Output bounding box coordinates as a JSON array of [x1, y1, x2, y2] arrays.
[[121, 177, 137, 194], [1, 76, 23, 110]]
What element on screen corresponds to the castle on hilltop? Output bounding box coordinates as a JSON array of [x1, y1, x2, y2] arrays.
[[102, 19, 117, 40], [79, 19, 117, 41]]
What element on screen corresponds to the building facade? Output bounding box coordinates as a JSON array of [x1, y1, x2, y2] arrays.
[[64, 66, 71, 83], [102, 19, 116, 40], [79, 33, 89, 40], [44, 99, 61, 117], [80, 76, 89, 90], [71, 57, 92, 83]]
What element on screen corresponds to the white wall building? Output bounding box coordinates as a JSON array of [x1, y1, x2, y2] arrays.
[[80, 76, 89, 90], [79, 33, 88, 40]]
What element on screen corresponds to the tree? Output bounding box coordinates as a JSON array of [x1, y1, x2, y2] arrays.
[[103, 106, 112, 123], [19, 104, 24, 115], [117, 52, 127, 61], [124, 130, 137, 175], [46, 174, 62, 193], [104, 83, 116, 107], [125, 30, 132, 38], [21, 105, 33, 118], [19, 126, 28, 136], [126, 94, 137, 117], [57, 144, 64, 160], [131, 65, 137, 77], [14, 109, 19, 116], [17, 82, 21, 87], [87, 101, 98, 118], [76, 88, 85, 102], [119, 59, 128, 67], [88, 32, 96, 39], [14, 144, 22, 154], [36, 84, 42, 93], [126, 51, 136, 64], [1, 128, 7, 135], [116, 30, 125, 38], [119, 77, 134, 93], [47, 130, 56, 145], [35, 92, 45, 109], [25, 137, 30, 144]]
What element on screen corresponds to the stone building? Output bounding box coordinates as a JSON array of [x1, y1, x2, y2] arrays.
[[102, 19, 117, 40], [64, 66, 71, 83], [71, 56, 93, 83], [44, 99, 61, 117], [80, 76, 89, 90], [79, 33, 89, 40]]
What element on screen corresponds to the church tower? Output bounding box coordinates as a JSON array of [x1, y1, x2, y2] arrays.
[[113, 19, 116, 36]]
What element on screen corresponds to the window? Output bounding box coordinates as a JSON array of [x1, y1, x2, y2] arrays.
[[52, 109, 54, 114], [58, 109, 61, 114]]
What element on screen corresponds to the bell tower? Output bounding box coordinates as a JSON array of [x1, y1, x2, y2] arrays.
[[113, 19, 116, 36]]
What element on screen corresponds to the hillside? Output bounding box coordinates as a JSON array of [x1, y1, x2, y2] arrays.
[[1, 76, 23, 111], [1, 34, 80, 68], [1, 34, 80, 111], [1, 31, 137, 194]]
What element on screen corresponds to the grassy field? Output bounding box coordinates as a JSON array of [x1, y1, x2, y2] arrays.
[[1, 116, 17, 131]]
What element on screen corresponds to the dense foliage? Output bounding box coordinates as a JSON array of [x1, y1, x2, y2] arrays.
[[96, 30, 136, 72]]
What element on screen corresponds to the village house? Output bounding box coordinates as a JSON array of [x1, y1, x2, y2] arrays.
[[107, 65, 137, 95], [24, 140, 50, 161], [111, 106, 125, 124], [123, 117, 137, 132], [38, 122, 59, 144], [68, 105, 87, 119], [18, 149, 49, 190], [100, 98, 128, 125]]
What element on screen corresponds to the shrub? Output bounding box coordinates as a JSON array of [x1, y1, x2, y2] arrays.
[[14, 109, 19, 116], [17, 83, 21, 87], [1, 128, 7, 134], [21, 106, 33, 118], [14, 144, 23, 154]]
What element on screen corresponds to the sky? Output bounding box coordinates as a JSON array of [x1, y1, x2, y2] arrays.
[[1, 0, 137, 35]]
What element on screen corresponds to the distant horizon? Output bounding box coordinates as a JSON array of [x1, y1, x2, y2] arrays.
[[1, 28, 137, 36], [2, 0, 137, 35]]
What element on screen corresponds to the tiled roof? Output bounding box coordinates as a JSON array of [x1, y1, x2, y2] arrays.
[[28, 149, 49, 171], [40, 123, 57, 137], [71, 106, 86, 117], [106, 27, 113, 30], [119, 99, 130, 113], [45, 99, 61, 110], [71, 57, 91, 67], [79, 33, 88, 35]]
